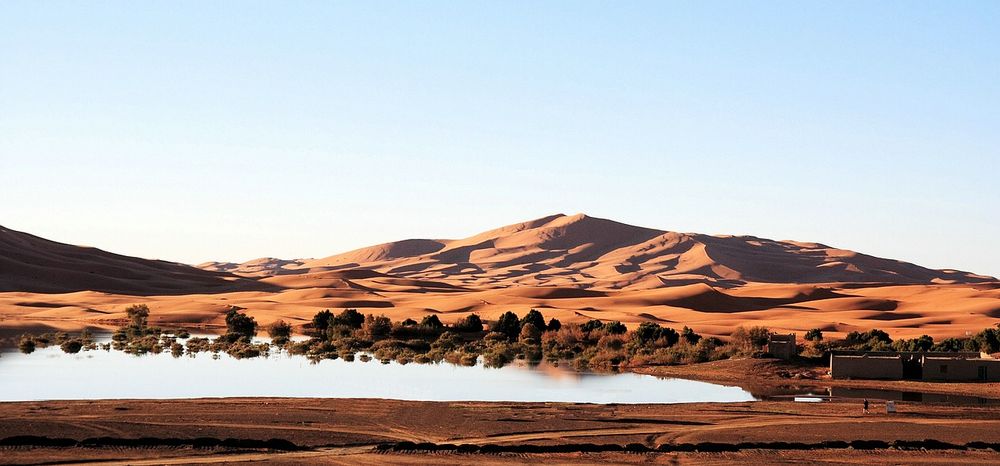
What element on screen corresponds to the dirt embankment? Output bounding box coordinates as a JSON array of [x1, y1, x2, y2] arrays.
[[2, 397, 1000, 464]]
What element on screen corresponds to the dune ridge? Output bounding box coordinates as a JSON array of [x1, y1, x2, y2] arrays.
[[224, 213, 995, 289], [1, 215, 997, 339]]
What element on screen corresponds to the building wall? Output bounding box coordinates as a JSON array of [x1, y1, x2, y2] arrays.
[[768, 341, 795, 359], [922, 358, 1000, 381], [830, 355, 903, 380], [768, 334, 796, 360]]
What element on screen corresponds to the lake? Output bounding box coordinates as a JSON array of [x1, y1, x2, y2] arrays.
[[0, 337, 757, 404]]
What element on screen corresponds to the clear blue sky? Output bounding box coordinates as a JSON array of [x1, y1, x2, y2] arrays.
[[2, 1, 998, 277]]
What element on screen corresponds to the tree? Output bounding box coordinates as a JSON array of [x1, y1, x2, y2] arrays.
[[454, 314, 483, 332], [520, 310, 546, 332], [494, 311, 521, 341], [225, 308, 258, 342], [420, 314, 444, 329], [731, 326, 771, 354], [333, 309, 366, 329], [893, 335, 933, 352], [604, 321, 627, 335], [546, 318, 562, 332], [581, 320, 605, 333], [864, 329, 892, 345], [974, 325, 1000, 354], [681, 326, 701, 345], [633, 322, 661, 344], [310, 310, 334, 337], [633, 323, 680, 347], [804, 328, 824, 342], [519, 323, 541, 344], [18, 336, 35, 354], [125, 304, 150, 330], [363, 314, 392, 338], [60, 340, 83, 354], [268, 320, 292, 344], [932, 337, 975, 352]]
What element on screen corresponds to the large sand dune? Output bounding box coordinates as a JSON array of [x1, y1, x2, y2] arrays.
[[268, 214, 993, 289], [0, 225, 268, 295], [1, 215, 997, 339]]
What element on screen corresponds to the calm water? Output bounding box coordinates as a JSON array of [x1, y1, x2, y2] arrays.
[[0, 339, 756, 404]]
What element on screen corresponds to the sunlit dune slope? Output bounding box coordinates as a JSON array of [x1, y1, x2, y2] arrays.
[[229, 213, 994, 289]]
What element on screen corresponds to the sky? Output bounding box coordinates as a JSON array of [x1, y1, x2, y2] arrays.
[[1, 1, 998, 277]]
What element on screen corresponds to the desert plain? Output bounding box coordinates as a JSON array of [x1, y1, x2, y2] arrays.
[[2, 214, 999, 464]]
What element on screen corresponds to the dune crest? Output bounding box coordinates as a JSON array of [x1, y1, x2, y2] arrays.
[[216, 213, 995, 290]]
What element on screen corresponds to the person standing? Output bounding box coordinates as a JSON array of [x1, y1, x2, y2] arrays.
[[863, 398, 870, 414]]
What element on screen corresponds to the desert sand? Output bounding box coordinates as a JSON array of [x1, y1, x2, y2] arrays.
[[2, 214, 998, 340], [3, 396, 1000, 465]]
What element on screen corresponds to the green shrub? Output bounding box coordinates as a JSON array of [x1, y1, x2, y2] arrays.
[[18, 337, 35, 354], [892, 335, 934, 352], [224, 308, 257, 342], [603, 321, 627, 335], [60, 339, 83, 354], [520, 310, 546, 332], [267, 320, 293, 344], [632, 322, 679, 347], [730, 326, 771, 355], [125, 304, 150, 330], [309, 310, 334, 337], [681, 326, 701, 345], [362, 314, 392, 338], [419, 314, 444, 329], [332, 309, 365, 329], [519, 324, 542, 344], [453, 314, 484, 333], [974, 324, 1000, 354], [494, 312, 521, 341], [546, 318, 562, 332]]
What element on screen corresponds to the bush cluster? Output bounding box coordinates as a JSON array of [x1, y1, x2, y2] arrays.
[[20, 303, 1000, 375]]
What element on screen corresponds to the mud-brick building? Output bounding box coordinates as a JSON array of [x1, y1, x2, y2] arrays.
[[767, 334, 797, 360], [922, 356, 1000, 381], [830, 351, 1000, 381]]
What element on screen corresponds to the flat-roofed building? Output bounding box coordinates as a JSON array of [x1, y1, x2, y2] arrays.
[[767, 334, 797, 360], [830, 354, 904, 380], [922, 356, 1000, 381], [830, 350, 1000, 381]]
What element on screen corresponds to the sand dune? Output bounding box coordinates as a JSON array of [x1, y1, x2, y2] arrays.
[[1, 215, 997, 339], [245, 214, 993, 290], [0, 225, 268, 295]]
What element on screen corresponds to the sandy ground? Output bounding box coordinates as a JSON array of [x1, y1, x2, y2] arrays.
[[3, 279, 998, 343], [1, 397, 999, 464]]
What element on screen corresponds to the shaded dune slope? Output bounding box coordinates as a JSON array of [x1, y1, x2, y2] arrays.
[[0, 226, 271, 295]]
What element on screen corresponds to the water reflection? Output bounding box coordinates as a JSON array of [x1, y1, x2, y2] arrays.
[[761, 385, 1000, 405], [0, 336, 756, 404]]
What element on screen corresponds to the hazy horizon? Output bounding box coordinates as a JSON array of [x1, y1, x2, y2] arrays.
[[2, 2, 998, 277]]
